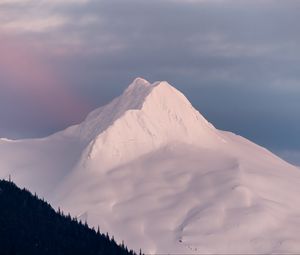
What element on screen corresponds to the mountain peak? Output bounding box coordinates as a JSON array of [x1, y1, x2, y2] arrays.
[[133, 77, 150, 85], [68, 78, 222, 149], [125, 77, 151, 92], [70, 78, 224, 168], [125, 78, 181, 105], [126, 78, 173, 94]]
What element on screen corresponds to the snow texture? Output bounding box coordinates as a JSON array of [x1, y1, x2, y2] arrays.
[[1, 78, 300, 254]]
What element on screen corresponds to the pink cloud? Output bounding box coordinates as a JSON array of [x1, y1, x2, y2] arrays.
[[0, 33, 90, 124]]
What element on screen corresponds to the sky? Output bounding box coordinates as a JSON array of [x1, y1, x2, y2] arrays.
[[0, 0, 299, 166]]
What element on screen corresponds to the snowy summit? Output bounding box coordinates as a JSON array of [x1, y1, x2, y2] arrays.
[[1, 78, 300, 254]]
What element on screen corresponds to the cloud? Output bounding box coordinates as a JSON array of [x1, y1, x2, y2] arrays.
[[0, 34, 90, 138], [0, 0, 90, 34], [0, 0, 34, 4], [0, 0, 299, 152], [1, 16, 67, 33]]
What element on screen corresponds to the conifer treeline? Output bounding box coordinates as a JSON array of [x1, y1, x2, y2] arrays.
[[0, 179, 139, 255]]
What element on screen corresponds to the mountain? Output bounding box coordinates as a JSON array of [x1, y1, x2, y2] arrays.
[[0, 179, 136, 255], [1, 78, 300, 254]]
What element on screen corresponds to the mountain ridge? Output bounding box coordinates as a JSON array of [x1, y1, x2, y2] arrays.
[[1, 78, 300, 254], [62, 78, 225, 169], [66, 77, 217, 144]]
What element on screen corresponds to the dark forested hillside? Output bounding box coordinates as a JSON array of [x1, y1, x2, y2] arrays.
[[0, 179, 137, 255]]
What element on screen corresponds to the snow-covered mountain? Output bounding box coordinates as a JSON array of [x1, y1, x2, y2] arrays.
[[1, 78, 300, 254]]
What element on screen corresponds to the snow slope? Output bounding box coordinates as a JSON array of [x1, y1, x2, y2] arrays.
[[1, 78, 300, 254]]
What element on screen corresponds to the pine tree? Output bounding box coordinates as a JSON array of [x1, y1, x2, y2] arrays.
[[0, 179, 137, 255]]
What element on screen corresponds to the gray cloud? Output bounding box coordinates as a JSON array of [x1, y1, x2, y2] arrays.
[[0, 0, 299, 165]]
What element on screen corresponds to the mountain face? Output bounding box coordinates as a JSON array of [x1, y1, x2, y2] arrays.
[[0, 180, 136, 255], [65, 78, 223, 169], [1, 78, 300, 254]]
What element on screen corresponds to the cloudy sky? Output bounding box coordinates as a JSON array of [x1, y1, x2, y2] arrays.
[[0, 0, 299, 165]]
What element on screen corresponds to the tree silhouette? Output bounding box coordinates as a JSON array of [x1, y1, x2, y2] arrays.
[[0, 179, 137, 255]]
